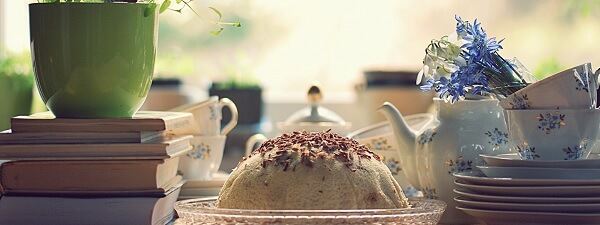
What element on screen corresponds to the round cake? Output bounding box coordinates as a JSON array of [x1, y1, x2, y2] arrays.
[[216, 130, 410, 210]]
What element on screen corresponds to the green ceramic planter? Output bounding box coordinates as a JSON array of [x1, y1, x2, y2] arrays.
[[29, 3, 158, 118]]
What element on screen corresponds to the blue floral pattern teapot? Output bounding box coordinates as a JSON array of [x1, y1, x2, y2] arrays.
[[378, 98, 512, 224]]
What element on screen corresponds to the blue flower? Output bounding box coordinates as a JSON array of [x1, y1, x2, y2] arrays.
[[455, 15, 469, 39], [419, 15, 530, 103]]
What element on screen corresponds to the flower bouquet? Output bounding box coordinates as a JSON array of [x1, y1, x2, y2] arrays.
[[417, 16, 536, 103]]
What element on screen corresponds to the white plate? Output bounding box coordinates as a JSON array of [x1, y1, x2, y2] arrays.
[[180, 171, 228, 198], [482, 153, 600, 168], [175, 198, 446, 225], [454, 188, 600, 204], [454, 171, 600, 186], [455, 196, 600, 213], [454, 179, 600, 197], [182, 171, 229, 189], [478, 166, 600, 180], [457, 206, 600, 225]]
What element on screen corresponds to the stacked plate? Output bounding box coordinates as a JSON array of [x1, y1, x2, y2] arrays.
[[453, 153, 600, 225], [178, 171, 229, 199]]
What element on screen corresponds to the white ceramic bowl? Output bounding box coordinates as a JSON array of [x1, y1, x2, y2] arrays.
[[347, 113, 434, 197], [499, 63, 596, 110], [347, 113, 435, 145], [504, 108, 600, 160]]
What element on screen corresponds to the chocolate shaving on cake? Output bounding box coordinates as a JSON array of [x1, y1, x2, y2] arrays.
[[245, 130, 379, 171]]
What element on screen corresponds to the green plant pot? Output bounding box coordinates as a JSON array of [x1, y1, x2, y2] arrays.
[[29, 3, 158, 118]]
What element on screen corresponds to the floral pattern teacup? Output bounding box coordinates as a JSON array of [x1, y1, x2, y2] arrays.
[[170, 96, 238, 136], [178, 135, 227, 180], [504, 109, 600, 160], [499, 63, 597, 110]]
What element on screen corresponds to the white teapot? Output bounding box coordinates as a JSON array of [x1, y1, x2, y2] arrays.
[[378, 98, 512, 224]]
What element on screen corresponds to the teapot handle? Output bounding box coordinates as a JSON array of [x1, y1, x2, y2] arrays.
[[593, 68, 599, 109]]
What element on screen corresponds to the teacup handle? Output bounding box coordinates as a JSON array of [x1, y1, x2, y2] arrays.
[[587, 66, 599, 108], [245, 133, 267, 156], [219, 98, 238, 135]]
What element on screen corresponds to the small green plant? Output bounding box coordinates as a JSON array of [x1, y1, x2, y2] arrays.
[[0, 50, 33, 78], [213, 52, 261, 90], [0, 50, 35, 130], [145, 0, 241, 36], [37, 0, 241, 36]]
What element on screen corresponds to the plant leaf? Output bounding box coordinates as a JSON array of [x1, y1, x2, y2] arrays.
[[159, 0, 171, 13], [209, 28, 224, 36], [176, 0, 182, 3], [144, 4, 157, 17], [209, 7, 222, 20], [232, 21, 241, 27]]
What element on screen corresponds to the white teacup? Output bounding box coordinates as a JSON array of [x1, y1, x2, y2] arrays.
[[505, 109, 600, 160], [499, 63, 597, 110], [245, 133, 268, 156], [170, 96, 238, 136], [178, 135, 226, 180]]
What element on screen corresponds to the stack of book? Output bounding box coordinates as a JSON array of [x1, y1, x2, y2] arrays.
[[0, 111, 195, 225]]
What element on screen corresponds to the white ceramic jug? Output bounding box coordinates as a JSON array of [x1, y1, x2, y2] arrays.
[[378, 98, 512, 225]]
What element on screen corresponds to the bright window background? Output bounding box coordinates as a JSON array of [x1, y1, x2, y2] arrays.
[[3, 1, 600, 102]]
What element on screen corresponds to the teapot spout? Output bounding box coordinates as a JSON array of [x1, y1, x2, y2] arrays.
[[377, 102, 420, 188], [377, 102, 418, 151]]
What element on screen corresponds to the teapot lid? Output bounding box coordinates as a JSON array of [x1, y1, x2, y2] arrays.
[[283, 84, 347, 125]]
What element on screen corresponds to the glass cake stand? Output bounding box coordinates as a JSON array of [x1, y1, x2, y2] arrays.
[[174, 197, 446, 225]]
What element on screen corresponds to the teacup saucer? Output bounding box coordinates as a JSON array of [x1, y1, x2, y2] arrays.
[[454, 171, 600, 186], [457, 205, 600, 225], [478, 166, 600, 180], [481, 153, 600, 168], [455, 196, 600, 213], [180, 171, 229, 198], [454, 188, 600, 204], [454, 179, 600, 197]]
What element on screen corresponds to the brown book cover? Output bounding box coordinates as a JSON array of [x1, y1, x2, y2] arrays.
[[10, 111, 195, 133], [0, 135, 192, 160], [1, 157, 181, 194], [0, 180, 184, 225]]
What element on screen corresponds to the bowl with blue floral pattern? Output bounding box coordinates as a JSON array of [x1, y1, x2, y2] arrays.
[[504, 108, 600, 160], [348, 113, 435, 197], [499, 63, 597, 110]]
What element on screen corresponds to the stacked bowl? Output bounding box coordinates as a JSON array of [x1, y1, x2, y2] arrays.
[[453, 63, 600, 225], [347, 113, 435, 198], [500, 63, 599, 161]]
